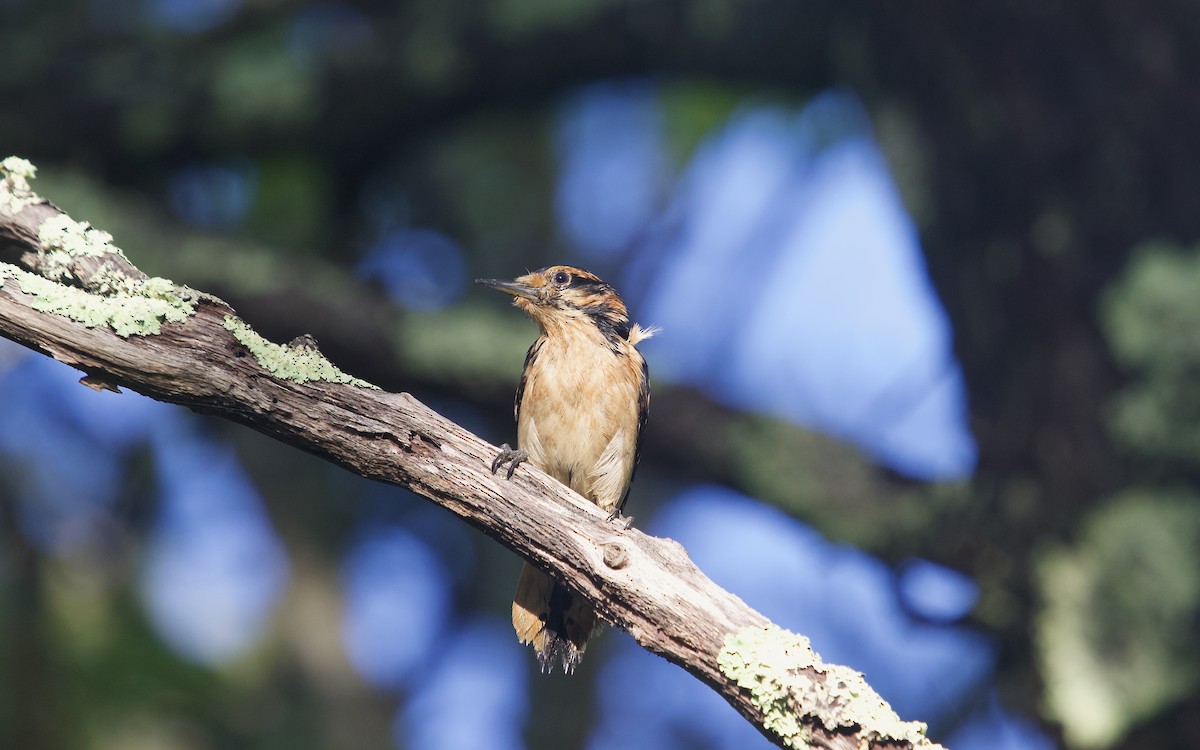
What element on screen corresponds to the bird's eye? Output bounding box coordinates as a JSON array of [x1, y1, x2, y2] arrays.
[[553, 270, 570, 286]]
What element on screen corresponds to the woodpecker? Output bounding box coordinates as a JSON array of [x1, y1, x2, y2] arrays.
[[477, 265, 655, 674]]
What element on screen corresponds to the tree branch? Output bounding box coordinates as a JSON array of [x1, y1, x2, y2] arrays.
[[0, 157, 944, 750]]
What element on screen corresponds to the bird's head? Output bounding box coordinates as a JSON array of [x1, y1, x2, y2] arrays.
[[477, 265, 646, 345]]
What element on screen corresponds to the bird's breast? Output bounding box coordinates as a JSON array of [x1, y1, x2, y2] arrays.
[[516, 333, 641, 509]]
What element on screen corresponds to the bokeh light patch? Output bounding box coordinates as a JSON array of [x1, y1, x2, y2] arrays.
[[141, 428, 290, 664], [554, 81, 669, 259], [397, 618, 529, 750], [949, 694, 1057, 750], [898, 558, 980, 623], [629, 91, 976, 480], [168, 163, 257, 229], [146, 0, 242, 33], [0, 356, 171, 554], [340, 525, 451, 688], [359, 228, 467, 311]]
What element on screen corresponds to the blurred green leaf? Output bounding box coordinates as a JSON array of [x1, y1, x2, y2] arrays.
[[1035, 489, 1200, 748], [245, 156, 332, 253], [1102, 241, 1200, 373], [399, 302, 537, 385], [210, 32, 318, 133], [1101, 241, 1200, 460]]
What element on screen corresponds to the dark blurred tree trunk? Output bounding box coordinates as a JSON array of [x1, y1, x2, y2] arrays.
[[0, 499, 64, 750], [855, 7, 1200, 739]]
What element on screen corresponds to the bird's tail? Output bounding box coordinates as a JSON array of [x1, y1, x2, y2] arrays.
[[512, 562, 598, 674]]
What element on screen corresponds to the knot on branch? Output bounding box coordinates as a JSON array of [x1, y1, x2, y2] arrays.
[[602, 541, 631, 570]]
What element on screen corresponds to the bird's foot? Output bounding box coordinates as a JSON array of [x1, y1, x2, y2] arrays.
[[490, 444, 528, 479], [606, 508, 635, 529]]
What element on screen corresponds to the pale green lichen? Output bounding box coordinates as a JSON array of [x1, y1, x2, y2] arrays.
[[0, 156, 197, 337], [38, 213, 119, 258], [88, 264, 144, 296], [1, 156, 40, 212], [1, 156, 36, 180], [223, 315, 377, 388], [718, 626, 936, 749], [141, 277, 177, 298], [1, 264, 195, 337], [36, 213, 141, 288]]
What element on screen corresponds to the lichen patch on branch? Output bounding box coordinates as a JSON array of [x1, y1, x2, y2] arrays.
[[222, 315, 378, 388], [0, 156, 40, 212], [37, 213, 146, 292], [718, 626, 939, 750], [0, 155, 198, 337], [0, 264, 195, 337], [38, 214, 120, 259]]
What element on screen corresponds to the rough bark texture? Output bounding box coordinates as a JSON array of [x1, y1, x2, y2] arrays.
[[0, 163, 944, 750]]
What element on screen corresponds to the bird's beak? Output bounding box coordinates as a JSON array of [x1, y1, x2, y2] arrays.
[[476, 278, 539, 300]]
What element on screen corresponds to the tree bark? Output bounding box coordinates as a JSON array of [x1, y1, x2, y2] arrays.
[[0, 160, 944, 750]]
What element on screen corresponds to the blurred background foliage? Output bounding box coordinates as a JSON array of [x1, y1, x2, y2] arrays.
[[1, 1, 1199, 749]]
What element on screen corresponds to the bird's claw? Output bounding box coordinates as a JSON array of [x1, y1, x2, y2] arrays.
[[607, 508, 635, 529], [490, 444, 528, 479]]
